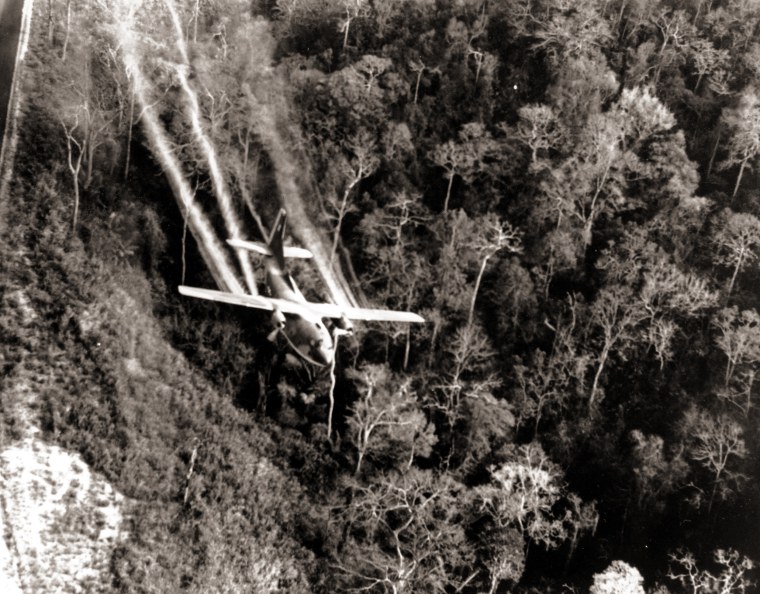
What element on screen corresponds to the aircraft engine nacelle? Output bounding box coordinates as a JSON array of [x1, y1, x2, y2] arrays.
[[271, 308, 286, 330], [335, 314, 354, 336]]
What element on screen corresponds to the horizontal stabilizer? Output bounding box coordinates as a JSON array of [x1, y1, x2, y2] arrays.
[[227, 238, 313, 259]]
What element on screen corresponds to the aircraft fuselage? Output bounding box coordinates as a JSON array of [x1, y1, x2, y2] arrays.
[[265, 257, 334, 366]]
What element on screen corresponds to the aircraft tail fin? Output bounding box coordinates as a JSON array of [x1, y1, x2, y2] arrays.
[[267, 209, 288, 271]]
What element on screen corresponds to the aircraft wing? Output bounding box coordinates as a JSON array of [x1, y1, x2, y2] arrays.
[[179, 286, 425, 323], [178, 286, 308, 316], [303, 302, 426, 324]]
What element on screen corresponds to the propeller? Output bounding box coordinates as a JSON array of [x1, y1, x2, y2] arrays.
[[268, 307, 286, 342], [333, 314, 354, 337]]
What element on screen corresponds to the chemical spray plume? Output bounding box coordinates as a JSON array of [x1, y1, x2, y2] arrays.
[[113, 0, 243, 295], [162, 0, 258, 296], [241, 83, 360, 310]]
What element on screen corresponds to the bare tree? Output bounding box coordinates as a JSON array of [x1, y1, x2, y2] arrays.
[[433, 322, 499, 435], [651, 9, 692, 86], [408, 59, 439, 105], [444, 8, 490, 84], [346, 365, 434, 475], [476, 442, 593, 586], [638, 258, 717, 367], [335, 469, 467, 593], [339, 0, 369, 51], [684, 408, 747, 513], [60, 113, 84, 231], [712, 210, 760, 296], [537, 119, 622, 247], [689, 38, 728, 92], [467, 214, 522, 328], [588, 286, 646, 409], [430, 123, 499, 213], [325, 131, 379, 266], [669, 549, 755, 594], [630, 429, 688, 508], [513, 308, 591, 435], [62, 0, 73, 61], [718, 88, 760, 198], [713, 308, 760, 389], [516, 104, 561, 166], [712, 307, 760, 413]]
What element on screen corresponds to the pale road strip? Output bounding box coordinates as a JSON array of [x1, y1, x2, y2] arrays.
[[0, 0, 34, 205], [0, 3, 129, 590], [0, 0, 21, 139]]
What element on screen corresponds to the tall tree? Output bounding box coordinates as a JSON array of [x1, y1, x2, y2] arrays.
[[335, 469, 470, 593], [630, 430, 688, 509], [651, 9, 693, 86], [688, 37, 729, 92], [60, 113, 84, 231], [530, 2, 611, 69], [537, 113, 627, 247], [711, 209, 760, 296], [339, 0, 370, 51], [346, 365, 435, 475], [669, 549, 755, 594], [431, 321, 502, 454], [516, 104, 561, 167], [682, 408, 747, 513], [476, 442, 592, 562], [587, 286, 647, 409], [467, 214, 521, 328], [718, 88, 760, 198], [712, 307, 760, 413], [324, 130, 380, 266], [513, 308, 591, 435], [430, 123, 500, 213]]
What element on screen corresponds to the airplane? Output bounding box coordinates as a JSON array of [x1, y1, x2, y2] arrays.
[[178, 209, 425, 366]]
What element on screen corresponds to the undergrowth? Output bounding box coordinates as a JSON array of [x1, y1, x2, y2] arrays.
[[0, 105, 324, 594]]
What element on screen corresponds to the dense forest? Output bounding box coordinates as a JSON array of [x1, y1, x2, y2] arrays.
[[2, 0, 760, 592]]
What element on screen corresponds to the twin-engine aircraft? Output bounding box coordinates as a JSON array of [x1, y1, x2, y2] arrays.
[[178, 209, 425, 366]]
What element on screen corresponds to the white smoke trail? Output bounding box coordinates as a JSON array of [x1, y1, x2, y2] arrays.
[[117, 1, 359, 309], [113, 0, 244, 295], [162, 0, 259, 296], [241, 83, 359, 310]]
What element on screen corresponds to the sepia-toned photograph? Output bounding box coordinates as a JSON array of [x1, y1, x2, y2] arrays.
[[0, 0, 758, 592]]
